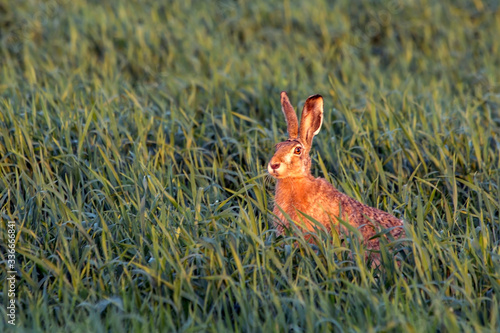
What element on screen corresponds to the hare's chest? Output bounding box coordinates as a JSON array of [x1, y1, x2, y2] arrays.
[[275, 189, 310, 213], [273, 178, 342, 231], [275, 191, 332, 230]]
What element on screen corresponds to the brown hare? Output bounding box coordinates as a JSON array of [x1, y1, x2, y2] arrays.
[[268, 92, 405, 254]]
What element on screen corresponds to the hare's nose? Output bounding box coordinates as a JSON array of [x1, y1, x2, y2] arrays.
[[270, 163, 280, 170]]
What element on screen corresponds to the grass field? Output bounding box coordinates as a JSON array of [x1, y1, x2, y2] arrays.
[[1, 0, 500, 331]]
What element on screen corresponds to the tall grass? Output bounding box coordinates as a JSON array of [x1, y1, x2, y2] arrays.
[[1, 0, 499, 331]]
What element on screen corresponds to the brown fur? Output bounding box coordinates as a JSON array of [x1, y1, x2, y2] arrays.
[[268, 92, 405, 252]]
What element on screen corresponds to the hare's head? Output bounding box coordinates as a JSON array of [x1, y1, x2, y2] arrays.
[[268, 92, 324, 179]]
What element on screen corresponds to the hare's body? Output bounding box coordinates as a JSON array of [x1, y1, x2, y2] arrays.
[[268, 92, 404, 251], [273, 175, 403, 250]]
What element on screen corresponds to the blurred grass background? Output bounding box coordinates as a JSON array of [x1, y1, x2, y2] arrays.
[[0, 0, 500, 331]]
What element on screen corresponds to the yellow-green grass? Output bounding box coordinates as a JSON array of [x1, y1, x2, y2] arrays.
[[1, 0, 499, 331]]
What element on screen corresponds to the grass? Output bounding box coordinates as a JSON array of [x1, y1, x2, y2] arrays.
[[0, 0, 499, 331]]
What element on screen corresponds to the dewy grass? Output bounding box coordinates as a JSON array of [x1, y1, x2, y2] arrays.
[[0, 0, 499, 331]]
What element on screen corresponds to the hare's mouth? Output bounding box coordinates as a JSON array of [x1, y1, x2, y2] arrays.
[[269, 170, 280, 178], [268, 169, 290, 179]]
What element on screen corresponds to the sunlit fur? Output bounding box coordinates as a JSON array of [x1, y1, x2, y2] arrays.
[[268, 92, 405, 254]]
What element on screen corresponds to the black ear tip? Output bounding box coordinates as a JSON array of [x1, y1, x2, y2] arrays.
[[308, 94, 323, 101], [304, 94, 323, 108]]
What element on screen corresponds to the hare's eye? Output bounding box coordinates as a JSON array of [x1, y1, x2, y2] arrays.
[[293, 147, 302, 155]]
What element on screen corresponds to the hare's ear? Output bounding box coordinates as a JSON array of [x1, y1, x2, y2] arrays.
[[299, 94, 323, 148], [280, 91, 298, 139]]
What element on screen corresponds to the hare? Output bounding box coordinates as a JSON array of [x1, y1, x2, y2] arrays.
[[268, 92, 405, 253]]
